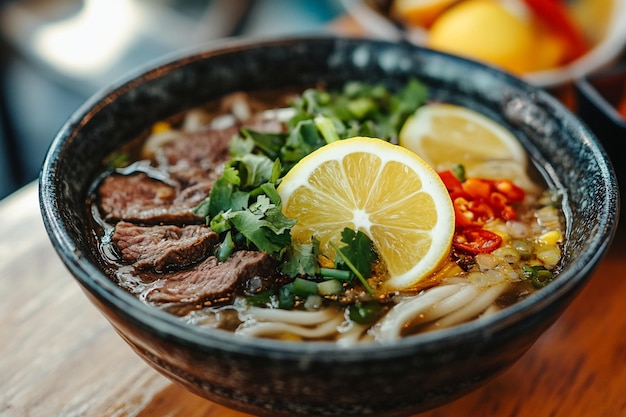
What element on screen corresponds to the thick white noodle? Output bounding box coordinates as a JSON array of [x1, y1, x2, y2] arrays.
[[239, 306, 335, 325], [236, 315, 344, 339], [372, 284, 465, 342], [373, 282, 510, 342], [423, 283, 508, 331]]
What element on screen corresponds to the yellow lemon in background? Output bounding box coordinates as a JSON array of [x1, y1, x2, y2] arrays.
[[391, 0, 461, 28], [277, 137, 455, 291], [428, 0, 536, 74]]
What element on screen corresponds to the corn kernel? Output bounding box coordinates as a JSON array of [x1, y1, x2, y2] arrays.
[[151, 121, 172, 134], [537, 230, 563, 246]]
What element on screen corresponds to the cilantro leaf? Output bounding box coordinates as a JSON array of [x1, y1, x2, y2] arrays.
[[336, 228, 378, 279], [281, 237, 320, 277], [207, 166, 240, 219], [223, 195, 295, 256], [228, 154, 275, 189]]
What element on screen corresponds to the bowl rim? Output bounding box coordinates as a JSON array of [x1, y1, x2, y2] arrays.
[[39, 34, 619, 360]]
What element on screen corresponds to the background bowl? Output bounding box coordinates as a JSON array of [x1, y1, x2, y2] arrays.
[[340, 0, 626, 88], [39, 36, 618, 417]]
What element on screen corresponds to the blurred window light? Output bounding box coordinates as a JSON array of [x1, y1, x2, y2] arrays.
[[32, 0, 141, 77]]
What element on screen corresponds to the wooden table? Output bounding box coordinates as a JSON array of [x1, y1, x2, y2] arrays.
[[1, 175, 625, 417]]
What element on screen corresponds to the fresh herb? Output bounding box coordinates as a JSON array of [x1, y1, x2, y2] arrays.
[[106, 151, 131, 170], [281, 238, 320, 277], [522, 265, 554, 288], [334, 228, 378, 279], [237, 78, 428, 175], [329, 227, 378, 296], [348, 301, 383, 325]]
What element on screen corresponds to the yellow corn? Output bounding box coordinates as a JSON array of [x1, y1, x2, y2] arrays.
[[151, 121, 172, 134], [537, 230, 563, 246]]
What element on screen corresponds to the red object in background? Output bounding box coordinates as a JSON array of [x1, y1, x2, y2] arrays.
[[521, 0, 589, 61]]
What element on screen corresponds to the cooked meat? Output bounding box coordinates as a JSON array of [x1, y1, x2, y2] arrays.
[[97, 173, 211, 224], [157, 127, 236, 185], [147, 250, 275, 304], [112, 222, 219, 272]]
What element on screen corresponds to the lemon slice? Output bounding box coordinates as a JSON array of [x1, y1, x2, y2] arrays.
[[277, 137, 455, 291], [399, 103, 537, 191]]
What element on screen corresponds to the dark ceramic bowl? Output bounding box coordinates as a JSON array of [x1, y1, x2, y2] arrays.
[[39, 36, 619, 417]]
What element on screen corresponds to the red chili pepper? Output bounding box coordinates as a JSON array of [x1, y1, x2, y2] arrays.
[[453, 197, 495, 227], [521, 0, 589, 61], [438, 170, 463, 194], [439, 171, 526, 227], [461, 178, 492, 200], [493, 180, 525, 202], [453, 227, 503, 254]]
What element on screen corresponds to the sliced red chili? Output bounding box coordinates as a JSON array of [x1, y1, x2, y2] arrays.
[[462, 178, 493, 200], [438, 170, 463, 194], [439, 170, 526, 227], [493, 180, 525, 202], [453, 227, 503, 254]]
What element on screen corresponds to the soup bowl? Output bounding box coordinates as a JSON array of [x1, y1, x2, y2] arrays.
[[39, 36, 619, 417]]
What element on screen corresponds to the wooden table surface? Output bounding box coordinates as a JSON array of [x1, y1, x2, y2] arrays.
[[0, 179, 624, 417]]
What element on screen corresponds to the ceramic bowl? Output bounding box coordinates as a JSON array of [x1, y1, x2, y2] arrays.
[[39, 36, 619, 417]]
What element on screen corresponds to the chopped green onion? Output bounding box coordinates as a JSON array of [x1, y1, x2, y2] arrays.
[[347, 97, 376, 119], [532, 269, 553, 288], [304, 294, 322, 310], [314, 115, 340, 144], [292, 277, 318, 297], [278, 283, 295, 309], [319, 268, 353, 281], [521, 265, 554, 288], [245, 290, 273, 306], [348, 301, 382, 325], [317, 279, 343, 295]]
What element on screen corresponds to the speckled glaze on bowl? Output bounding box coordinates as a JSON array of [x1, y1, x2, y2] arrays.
[[39, 36, 619, 417]]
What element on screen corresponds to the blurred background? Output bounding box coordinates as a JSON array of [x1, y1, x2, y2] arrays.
[[0, 0, 345, 200], [1, 0, 624, 200]]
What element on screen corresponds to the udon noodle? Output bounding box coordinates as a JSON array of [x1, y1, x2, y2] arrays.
[[89, 80, 565, 345]]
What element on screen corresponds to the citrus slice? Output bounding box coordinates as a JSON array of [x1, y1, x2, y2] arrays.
[[398, 103, 537, 191], [276, 137, 455, 291], [391, 0, 461, 28]]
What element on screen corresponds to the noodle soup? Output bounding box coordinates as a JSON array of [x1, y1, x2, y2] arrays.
[[89, 79, 564, 344]]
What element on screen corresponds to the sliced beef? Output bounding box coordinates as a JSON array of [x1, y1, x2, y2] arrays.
[[112, 222, 219, 272], [147, 250, 275, 304], [157, 127, 237, 185], [97, 173, 211, 224]]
